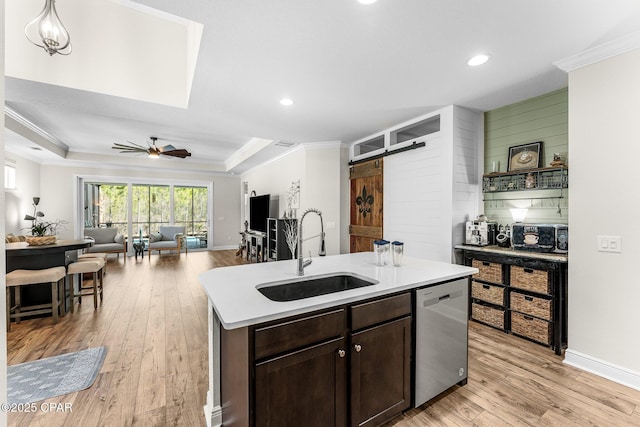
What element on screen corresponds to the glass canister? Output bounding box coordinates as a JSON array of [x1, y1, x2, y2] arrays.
[[373, 240, 390, 266], [392, 241, 404, 266]]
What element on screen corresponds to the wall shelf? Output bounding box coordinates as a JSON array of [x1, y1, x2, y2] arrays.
[[483, 167, 568, 194]]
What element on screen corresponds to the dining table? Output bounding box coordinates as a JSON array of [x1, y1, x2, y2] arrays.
[[5, 239, 94, 314]]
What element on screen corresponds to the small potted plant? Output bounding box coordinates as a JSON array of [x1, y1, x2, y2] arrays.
[[23, 197, 62, 245]]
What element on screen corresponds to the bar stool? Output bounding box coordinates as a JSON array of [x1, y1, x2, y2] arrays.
[[5, 266, 66, 332], [78, 252, 109, 274], [67, 258, 105, 312]]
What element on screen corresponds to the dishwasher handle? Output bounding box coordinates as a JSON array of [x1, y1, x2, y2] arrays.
[[422, 290, 463, 308]]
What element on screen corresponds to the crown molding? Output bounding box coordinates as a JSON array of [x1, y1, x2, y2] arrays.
[[554, 31, 640, 72], [4, 106, 69, 158]]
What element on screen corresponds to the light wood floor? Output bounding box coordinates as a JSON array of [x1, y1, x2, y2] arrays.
[[7, 251, 640, 426]]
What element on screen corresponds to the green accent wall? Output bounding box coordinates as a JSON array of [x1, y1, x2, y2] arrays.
[[485, 88, 568, 173], [483, 88, 568, 225]]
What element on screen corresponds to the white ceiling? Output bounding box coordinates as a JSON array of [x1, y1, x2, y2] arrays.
[[5, 0, 640, 174]]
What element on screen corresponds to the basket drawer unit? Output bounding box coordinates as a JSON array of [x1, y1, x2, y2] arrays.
[[511, 291, 552, 321], [471, 302, 505, 330], [471, 259, 503, 284], [510, 266, 551, 294], [471, 281, 505, 306], [511, 312, 552, 345]]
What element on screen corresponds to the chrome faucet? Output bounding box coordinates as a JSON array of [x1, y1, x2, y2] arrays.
[[297, 208, 326, 276]]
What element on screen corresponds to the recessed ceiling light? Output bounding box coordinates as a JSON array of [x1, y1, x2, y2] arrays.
[[358, 0, 377, 4], [467, 54, 491, 67], [280, 98, 294, 106]]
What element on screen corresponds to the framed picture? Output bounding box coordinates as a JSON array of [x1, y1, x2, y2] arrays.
[[507, 141, 543, 171]]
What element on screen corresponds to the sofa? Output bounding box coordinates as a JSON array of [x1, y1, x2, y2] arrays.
[[84, 228, 127, 261], [148, 226, 185, 259]]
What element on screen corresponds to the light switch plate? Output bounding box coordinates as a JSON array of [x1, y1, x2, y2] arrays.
[[597, 235, 622, 253]]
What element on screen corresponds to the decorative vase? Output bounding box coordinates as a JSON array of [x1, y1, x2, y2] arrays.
[[26, 235, 57, 246]]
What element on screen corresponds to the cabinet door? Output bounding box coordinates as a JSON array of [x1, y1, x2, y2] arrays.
[[255, 336, 347, 427], [350, 317, 411, 427]]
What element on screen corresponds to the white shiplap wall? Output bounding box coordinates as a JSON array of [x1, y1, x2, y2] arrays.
[[384, 106, 482, 263]]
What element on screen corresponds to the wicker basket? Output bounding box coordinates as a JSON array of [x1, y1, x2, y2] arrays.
[[471, 302, 505, 329], [26, 235, 57, 246], [510, 291, 552, 320], [471, 281, 505, 306], [510, 266, 550, 294], [510, 311, 552, 345], [472, 259, 503, 284]]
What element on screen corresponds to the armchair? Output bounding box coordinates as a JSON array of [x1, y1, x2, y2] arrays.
[[84, 228, 127, 261], [148, 226, 185, 259]]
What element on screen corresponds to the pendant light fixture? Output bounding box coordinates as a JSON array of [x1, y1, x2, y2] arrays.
[[24, 0, 72, 56]]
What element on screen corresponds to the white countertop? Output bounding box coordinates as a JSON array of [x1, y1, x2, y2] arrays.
[[199, 252, 477, 330]]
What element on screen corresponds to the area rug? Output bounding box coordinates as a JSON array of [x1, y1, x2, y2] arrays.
[[7, 346, 107, 404]]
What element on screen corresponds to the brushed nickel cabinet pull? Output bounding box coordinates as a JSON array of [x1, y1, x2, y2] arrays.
[[338, 349, 346, 358], [354, 344, 362, 353]]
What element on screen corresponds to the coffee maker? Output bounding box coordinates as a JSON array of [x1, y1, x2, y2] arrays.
[[465, 215, 497, 246]]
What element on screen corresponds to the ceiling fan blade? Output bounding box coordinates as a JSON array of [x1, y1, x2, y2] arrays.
[[126, 140, 148, 149], [112, 145, 148, 153], [161, 149, 192, 159], [158, 144, 176, 152]]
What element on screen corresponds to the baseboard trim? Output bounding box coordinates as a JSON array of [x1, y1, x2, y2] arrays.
[[212, 245, 238, 251], [564, 349, 640, 391]]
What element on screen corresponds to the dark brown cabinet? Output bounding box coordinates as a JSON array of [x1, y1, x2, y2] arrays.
[[255, 337, 347, 427], [350, 317, 411, 427], [220, 292, 412, 426]]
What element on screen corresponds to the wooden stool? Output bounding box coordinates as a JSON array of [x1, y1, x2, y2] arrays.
[[67, 259, 105, 312], [5, 266, 66, 332], [78, 252, 109, 274]]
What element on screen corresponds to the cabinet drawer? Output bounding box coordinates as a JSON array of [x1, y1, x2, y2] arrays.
[[254, 308, 346, 360], [471, 259, 503, 284], [510, 266, 550, 294], [510, 312, 552, 345], [471, 281, 505, 306], [510, 291, 552, 321], [351, 292, 411, 331], [471, 302, 505, 330]]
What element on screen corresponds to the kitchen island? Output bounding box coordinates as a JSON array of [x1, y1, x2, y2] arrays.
[[199, 252, 477, 427]]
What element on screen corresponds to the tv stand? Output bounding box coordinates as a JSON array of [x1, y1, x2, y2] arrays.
[[244, 230, 267, 263]]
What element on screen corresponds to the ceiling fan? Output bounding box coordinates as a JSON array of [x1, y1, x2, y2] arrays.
[[112, 137, 192, 159]]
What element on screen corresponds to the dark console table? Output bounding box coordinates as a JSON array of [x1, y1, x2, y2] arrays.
[[456, 244, 567, 355]]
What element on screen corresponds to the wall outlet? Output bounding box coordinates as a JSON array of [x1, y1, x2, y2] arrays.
[[597, 235, 622, 253]]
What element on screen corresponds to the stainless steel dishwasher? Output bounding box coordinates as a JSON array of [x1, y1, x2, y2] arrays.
[[414, 278, 468, 407]]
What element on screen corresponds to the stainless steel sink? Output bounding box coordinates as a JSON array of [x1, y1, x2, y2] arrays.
[[257, 273, 378, 302]]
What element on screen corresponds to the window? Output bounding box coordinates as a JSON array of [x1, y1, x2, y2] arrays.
[[82, 180, 210, 250], [174, 186, 208, 236], [84, 183, 128, 234], [4, 163, 16, 190], [132, 185, 170, 236]]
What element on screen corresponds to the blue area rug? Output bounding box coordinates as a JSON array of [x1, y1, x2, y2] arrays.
[[7, 347, 107, 404]]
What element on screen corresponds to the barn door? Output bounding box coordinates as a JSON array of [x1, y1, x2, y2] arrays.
[[350, 158, 383, 253]]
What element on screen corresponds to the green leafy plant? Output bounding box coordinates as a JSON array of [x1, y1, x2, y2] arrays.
[[24, 197, 65, 236]]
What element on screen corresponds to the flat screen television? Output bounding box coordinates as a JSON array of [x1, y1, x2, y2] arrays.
[[249, 194, 271, 233]]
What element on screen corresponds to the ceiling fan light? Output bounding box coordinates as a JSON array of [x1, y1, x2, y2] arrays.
[[148, 151, 160, 159], [467, 54, 491, 67], [24, 0, 72, 56]]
